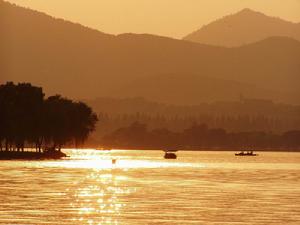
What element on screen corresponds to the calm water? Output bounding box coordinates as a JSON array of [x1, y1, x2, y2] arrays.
[[0, 150, 299, 225]]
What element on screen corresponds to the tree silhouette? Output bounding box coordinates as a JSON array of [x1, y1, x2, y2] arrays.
[[102, 121, 300, 150], [0, 82, 98, 152]]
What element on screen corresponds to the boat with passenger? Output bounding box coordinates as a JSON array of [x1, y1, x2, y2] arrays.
[[164, 150, 178, 159], [235, 151, 258, 156]]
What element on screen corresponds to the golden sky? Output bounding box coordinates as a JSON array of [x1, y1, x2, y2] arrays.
[[6, 0, 300, 38]]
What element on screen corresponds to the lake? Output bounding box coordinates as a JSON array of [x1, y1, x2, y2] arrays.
[[0, 150, 299, 224]]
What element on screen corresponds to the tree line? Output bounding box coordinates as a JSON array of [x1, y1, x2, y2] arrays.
[[88, 97, 300, 134], [102, 122, 300, 150], [88, 111, 299, 144], [0, 82, 98, 152]]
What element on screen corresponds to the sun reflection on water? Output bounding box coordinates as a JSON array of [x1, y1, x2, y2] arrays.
[[44, 149, 199, 170], [70, 170, 134, 224], [33, 149, 203, 224], [57, 149, 199, 224]]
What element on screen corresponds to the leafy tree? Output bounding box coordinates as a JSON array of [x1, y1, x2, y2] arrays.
[[0, 82, 98, 152]]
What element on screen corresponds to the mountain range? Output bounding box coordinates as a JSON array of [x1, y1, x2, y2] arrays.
[[1, 1, 300, 105], [183, 8, 300, 47]]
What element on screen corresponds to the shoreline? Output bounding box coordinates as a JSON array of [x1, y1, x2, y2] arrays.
[[1, 148, 299, 160], [0, 150, 68, 160]]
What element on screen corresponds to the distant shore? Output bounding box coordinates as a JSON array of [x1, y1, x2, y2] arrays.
[[0, 150, 67, 160]]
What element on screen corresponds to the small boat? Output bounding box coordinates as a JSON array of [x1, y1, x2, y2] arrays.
[[235, 151, 258, 156], [112, 158, 117, 164], [164, 150, 177, 159]]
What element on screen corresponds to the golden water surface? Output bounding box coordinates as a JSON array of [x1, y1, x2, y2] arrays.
[[0, 150, 299, 224]]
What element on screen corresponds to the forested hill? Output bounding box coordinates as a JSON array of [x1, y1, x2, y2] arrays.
[[1, 0, 300, 104]]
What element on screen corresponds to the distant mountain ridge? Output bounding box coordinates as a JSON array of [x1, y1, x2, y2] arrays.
[[87, 96, 300, 119], [111, 72, 299, 105], [1, 1, 300, 104], [183, 8, 300, 47]]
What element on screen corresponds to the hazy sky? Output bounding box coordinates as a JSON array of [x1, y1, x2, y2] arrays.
[[6, 0, 300, 38]]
